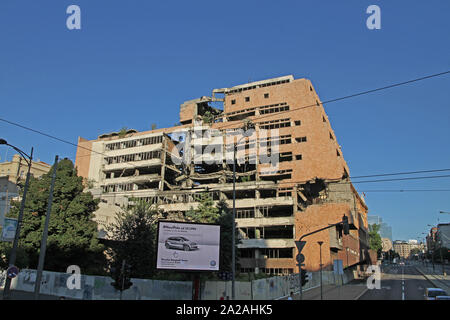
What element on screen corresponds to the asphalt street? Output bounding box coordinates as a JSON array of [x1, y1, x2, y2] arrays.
[[359, 264, 440, 300]]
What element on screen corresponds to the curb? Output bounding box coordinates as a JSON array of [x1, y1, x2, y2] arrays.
[[354, 287, 369, 300], [415, 266, 449, 292]]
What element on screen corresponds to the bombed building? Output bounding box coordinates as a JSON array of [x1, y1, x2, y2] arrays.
[[75, 75, 372, 275]]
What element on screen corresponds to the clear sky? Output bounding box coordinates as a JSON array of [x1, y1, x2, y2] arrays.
[[0, 1, 449, 241]]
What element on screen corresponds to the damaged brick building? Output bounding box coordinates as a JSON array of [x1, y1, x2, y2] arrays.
[[75, 75, 372, 276]]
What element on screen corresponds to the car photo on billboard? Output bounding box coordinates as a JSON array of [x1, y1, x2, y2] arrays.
[[165, 236, 198, 251]]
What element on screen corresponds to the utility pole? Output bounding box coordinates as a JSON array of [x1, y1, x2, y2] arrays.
[[120, 259, 125, 300], [34, 155, 58, 299], [0, 139, 33, 300], [231, 123, 254, 300], [318, 241, 324, 300]]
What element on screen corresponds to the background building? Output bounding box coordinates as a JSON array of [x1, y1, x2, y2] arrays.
[[393, 240, 424, 259], [0, 154, 51, 183], [75, 75, 373, 275], [0, 155, 51, 227], [436, 223, 450, 249], [368, 215, 393, 241], [0, 176, 19, 226]]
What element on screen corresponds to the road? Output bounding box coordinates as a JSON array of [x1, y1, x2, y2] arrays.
[[359, 264, 438, 300]]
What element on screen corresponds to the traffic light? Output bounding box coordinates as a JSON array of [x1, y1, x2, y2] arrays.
[[300, 269, 309, 287], [342, 215, 349, 235]]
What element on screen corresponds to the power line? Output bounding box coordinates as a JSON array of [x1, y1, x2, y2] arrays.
[[3, 113, 450, 186], [328, 189, 450, 193], [0, 117, 156, 171], [271, 174, 450, 185], [86, 186, 450, 198], [1, 70, 450, 182], [217, 70, 450, 129], [1, 70, 449, 155], [350, 168, 450, 179], [350, 174, 450, 184]]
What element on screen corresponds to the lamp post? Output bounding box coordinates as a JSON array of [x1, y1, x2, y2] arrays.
[[317, 241, 324, 300], [0, 139, 33, 300], [427, 224, 436, 272], [231, 122, 254, 300]]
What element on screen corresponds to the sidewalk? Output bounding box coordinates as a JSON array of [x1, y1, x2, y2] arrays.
[[280, 280, 368, 300], [415, 264, 450, 294]]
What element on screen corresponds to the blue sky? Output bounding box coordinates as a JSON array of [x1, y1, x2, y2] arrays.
[[0, 1, 449, 241]]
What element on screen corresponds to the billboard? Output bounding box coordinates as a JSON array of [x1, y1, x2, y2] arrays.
[[1, 218, 17, 242], [156, 221, 220, 271]]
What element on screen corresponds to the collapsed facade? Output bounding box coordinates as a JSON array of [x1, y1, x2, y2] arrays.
[[75, 75, 372, 275]]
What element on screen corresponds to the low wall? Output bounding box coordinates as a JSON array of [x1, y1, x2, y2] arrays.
[[201, 267, 357, 300], [0, 267, 357, 300], [0, 269, 192, 300]]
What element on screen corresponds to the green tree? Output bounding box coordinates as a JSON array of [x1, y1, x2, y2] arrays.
[[3, 159, 105, 274], [202, 111, 214, 124], [118, 127, 128, 137], [185, 195, 240, 274], [369, 224, 383, 257], [185, 193, 219, 223], [106, 200, 157, 279]]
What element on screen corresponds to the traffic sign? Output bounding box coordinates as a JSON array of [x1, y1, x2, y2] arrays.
[[295, 241, 306, 253], [7, 266, 19, 279], [296, 253, 305, 264]]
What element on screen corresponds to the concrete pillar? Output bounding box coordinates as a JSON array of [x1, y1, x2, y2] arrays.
[[255, 249, 260, 274]]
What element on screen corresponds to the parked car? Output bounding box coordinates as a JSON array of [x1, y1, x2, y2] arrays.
[[165, 236, 198, 251], [435, 296, 450, 300], [424, 288, 448, 300]]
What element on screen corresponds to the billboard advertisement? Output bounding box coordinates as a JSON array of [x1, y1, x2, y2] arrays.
[[156, 221, 220, 271], [1, 218, 17, 242]]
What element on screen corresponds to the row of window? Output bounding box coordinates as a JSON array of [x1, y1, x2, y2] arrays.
[[228, 79, 290, 95], [105, 151, 161, 165], [259, 104, 289, 115], [259, 118, 291, 130], [105, 135, 163, 151], [103, 183, 135, 193]]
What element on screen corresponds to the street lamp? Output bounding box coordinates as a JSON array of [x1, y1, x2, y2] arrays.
[[317, 241, 324, 300], [0, 139, 33, 300], [231, 122, 254, 300]]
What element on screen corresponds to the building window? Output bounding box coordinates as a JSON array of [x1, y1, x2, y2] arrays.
[[264, 93, 269, 99], [329, 132, 334, 140], [323, 115, 326, 123], [337, 149, 341, 157], [295, 136, 307, 143], [294, 120, 301, 126], [295, 154, 302, 160], [231, 99, 236, 105], [245, 97, 250, 102]]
